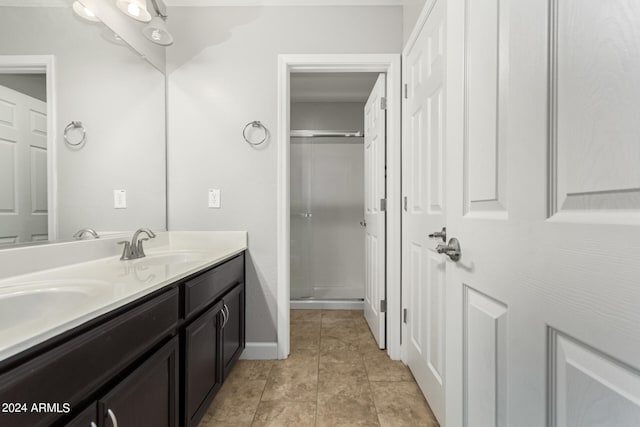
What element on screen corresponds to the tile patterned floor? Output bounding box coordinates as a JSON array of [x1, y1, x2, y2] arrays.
[[199, 309, 439, 426]]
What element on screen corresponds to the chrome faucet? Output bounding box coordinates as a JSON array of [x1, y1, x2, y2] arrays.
[[73, 228, 100, 240], [118, 228, 156, 260]]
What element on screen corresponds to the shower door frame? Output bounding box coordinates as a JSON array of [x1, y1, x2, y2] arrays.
[[276, 54, 402, 360]]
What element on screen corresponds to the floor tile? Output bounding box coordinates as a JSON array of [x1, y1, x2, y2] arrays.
[[261, 357, 318, 402], [227, 360, 274, 381], [200, 309, 440, 427], [364, 353, 414, 382], [252, 400, 316, 426], [291, 309, 322, 323], [318, 360, 368, 385], [317, 381, 380, 426], [370, 381, 439, 427], [200, 378, 266, 426]]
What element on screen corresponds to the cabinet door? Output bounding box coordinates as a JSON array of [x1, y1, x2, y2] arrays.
[[222, 283, 245, 379], [185, 301, 223, 427], [99, 338, 178, 427], [65, 403, 97, 427]]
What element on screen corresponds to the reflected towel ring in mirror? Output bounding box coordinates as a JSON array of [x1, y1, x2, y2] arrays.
[[64, 121, 87, 146], [243, 121, 268, 146]]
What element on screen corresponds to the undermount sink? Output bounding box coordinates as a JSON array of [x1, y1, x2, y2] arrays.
[[0, 280, 111, 330], [133, 251, 209, 267]]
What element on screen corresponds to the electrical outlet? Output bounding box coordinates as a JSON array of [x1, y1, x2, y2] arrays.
[[114, 189, 127, 209], [208, 189, 221, 208]]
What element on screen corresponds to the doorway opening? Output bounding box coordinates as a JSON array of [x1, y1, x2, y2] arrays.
[[289, 72, 377, 312], [277, 54, 401, 360]]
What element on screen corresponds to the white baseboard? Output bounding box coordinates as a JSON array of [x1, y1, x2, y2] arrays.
[[240, 342, 278, 360]]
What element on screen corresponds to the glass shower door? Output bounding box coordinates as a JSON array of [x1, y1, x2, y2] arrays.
[[290, 135, 365, 301], [290, 137, 314, 299]]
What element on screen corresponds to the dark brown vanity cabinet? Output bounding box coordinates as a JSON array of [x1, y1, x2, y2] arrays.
[[67, 338, 179, 427], [0, 252, 245, 427], [184, 301, 224, 427], [183, 254, 246, 427], [221, 282, 245, 379]]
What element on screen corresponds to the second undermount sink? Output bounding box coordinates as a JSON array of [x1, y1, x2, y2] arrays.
[[133, 251, 209, 267], [0, 280, 111, 331]]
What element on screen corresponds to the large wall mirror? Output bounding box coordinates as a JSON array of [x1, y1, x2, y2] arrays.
[[0, 0, 167, 247]]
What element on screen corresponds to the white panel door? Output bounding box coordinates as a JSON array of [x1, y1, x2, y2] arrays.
[[402, 0, 446, 423], [364, 73, 386, 349], [0, 84, 47, 244], [444, 0, 640, 426]]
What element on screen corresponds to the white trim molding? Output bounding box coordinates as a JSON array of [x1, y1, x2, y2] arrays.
[[0, 55, 57, 242], [240, 342, 279, 360], [277, 54, 402, 360]]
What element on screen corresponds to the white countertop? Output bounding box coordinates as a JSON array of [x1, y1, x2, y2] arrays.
[[0, 231, 247, 362]]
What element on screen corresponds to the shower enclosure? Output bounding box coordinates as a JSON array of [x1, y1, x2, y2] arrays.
[[290, 130, 365, 306]]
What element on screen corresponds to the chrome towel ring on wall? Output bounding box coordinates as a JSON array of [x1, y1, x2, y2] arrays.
[[63, 121, 87, 146], [243, 121, 268, 146]]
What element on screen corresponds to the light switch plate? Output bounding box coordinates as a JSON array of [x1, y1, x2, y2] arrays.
[[114, 189, 127, 209], [208, 189, 221, 208]]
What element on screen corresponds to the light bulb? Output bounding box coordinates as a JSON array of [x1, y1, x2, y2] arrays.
[[84, 7, 95, 17], [151, 30, 161, 41], [127, 3, 140, 17]]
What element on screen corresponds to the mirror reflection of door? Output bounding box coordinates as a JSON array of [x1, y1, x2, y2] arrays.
[[0, 76, 48, 245]]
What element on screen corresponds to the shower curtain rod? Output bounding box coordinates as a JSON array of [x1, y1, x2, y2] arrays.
[[290, 130, 364, 138]]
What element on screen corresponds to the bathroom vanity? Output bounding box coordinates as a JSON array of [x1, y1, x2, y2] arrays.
[[0, 232, 246, 427]]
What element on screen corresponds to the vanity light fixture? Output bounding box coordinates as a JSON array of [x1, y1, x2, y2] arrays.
[[143, 0, 174, 46], [116, 0, 152, 23], [143, 17, 173, 46], [72, 1, 101, 22]]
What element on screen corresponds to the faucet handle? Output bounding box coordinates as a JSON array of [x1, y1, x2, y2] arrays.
[[137, 238, 149, 258], [118, 241, 131, 260]]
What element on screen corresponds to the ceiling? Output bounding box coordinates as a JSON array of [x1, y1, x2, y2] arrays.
[[166, 0, 402, 6], [0, 0, 67, 5], [291, 72, 379, 103], [0, 0, 402, 7]]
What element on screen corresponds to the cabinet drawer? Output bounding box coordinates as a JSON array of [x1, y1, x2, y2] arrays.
[[184, 254, 244, 319], [0, 288, 179, 427]]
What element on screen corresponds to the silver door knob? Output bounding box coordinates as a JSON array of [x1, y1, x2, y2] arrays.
[[428, 227, 447, 242], [436, 237, 461, 261]]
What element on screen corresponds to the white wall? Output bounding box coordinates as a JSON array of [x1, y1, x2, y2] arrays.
[[402, 0, 427, 43], [166, 6, 402, 343], [290, 102, 366, 300], [0, 7, 166, 239]]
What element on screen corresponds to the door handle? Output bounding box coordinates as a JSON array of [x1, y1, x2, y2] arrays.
[[436, 238, 461, 262], [428, 227, 447, 242], [360, 219, 367, 227], [221, 305, 228, 328]]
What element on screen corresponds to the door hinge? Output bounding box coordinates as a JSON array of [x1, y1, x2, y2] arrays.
[[380, 300, 387, 313], [380, 97, 387, 110], [380, 198, 387, 212], [404, 84, 408, 99], [403, 308, 408, 324], [403, 196, 408, 211]]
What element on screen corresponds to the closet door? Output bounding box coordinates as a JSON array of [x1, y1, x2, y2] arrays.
[[401, 0, 447, 422], [364, 73, 387, 349]]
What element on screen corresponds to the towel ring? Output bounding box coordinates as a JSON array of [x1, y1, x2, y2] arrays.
[[64, 121, 86, 146], [243, 121, 268, 146]]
